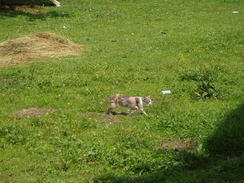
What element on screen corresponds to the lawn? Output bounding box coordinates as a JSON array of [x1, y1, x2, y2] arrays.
[[0, 0, 243, 182]]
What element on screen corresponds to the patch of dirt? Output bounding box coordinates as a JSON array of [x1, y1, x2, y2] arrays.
[[83, 112, 121, 125], [0, 32, 83, 67], [0, 5, 42, 10], [158, 137, 194, 152], [15, 106, 54, 117], [28, 11, 46, 15]]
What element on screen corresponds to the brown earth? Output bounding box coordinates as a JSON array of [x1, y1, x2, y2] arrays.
[[158, 137, 194, 152], [0, 4, 42, 10], [0, 32, 83, 67], [15, 106, 54, 117]]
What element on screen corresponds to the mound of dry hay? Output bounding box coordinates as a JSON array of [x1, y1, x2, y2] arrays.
[[0, 32, 83, 67]]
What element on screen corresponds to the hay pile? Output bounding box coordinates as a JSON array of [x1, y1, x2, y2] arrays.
[[0, 32, 83, 66]]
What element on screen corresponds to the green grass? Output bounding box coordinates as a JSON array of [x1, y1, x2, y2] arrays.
[[0, 0, 243, 182]]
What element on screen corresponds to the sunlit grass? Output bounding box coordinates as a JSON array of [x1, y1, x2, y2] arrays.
[[0, 0, 243, 182]]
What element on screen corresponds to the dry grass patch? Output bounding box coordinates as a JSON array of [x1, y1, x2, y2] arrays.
[[15, 106, 54, 117], [0, 4, 42, 10], [0, 32, 83, 67], [158, 137, 194, 152]]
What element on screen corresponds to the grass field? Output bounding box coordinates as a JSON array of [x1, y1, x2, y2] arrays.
[[0, 0, 244, 182]]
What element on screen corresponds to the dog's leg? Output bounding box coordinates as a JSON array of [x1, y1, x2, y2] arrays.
[[138, 105, 148, 115], [107, 102, 116, 115], [141, 109, 148, 115], [127, 106, 139, 115]]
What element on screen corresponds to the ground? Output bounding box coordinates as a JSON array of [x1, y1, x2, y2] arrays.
[[0, 0, 243, 182]]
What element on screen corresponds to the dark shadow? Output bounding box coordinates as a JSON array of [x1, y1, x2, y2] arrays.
[[0, 10, 69, 21], [94, 103, 244, 183], [109, 111, 147, 116], [0, 0, 69, 21], [0, 0, 54, 6], [206, 103, 244, 157], [110, 111, 129, 116]]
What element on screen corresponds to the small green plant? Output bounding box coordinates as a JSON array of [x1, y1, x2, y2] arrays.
[[195, 80, 220, 99], [180, 66, 221, 99]]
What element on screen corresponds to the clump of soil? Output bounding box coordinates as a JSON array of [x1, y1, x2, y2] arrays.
[[158, 137, 194, 152], [82, 112, 121, 125], [15, 106, 54, 117], [0, 32, 83, 67]]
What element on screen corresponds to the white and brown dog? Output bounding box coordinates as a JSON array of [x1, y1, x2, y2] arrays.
[[101, 94, 152, 115]]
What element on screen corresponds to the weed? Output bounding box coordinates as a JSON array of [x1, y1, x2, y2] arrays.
[[180, 65, 221, 99], [195, 80, 220, 99]]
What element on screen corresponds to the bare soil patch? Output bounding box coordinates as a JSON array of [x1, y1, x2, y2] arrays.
[[0, 4, 42, 10], [0, 32, 83, 67], [15, 106, 54, 117], [158, 137, 194, 152], [82, 112, 121, 125]]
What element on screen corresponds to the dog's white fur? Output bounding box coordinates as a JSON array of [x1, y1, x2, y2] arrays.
[[49, 0, 61, 7]]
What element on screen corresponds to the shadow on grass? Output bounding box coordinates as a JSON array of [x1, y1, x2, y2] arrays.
[[206, 103, 244, 157], [0, 1, 69, 21], [94, 103, 244, 183], [110, 111, 129, 116]]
